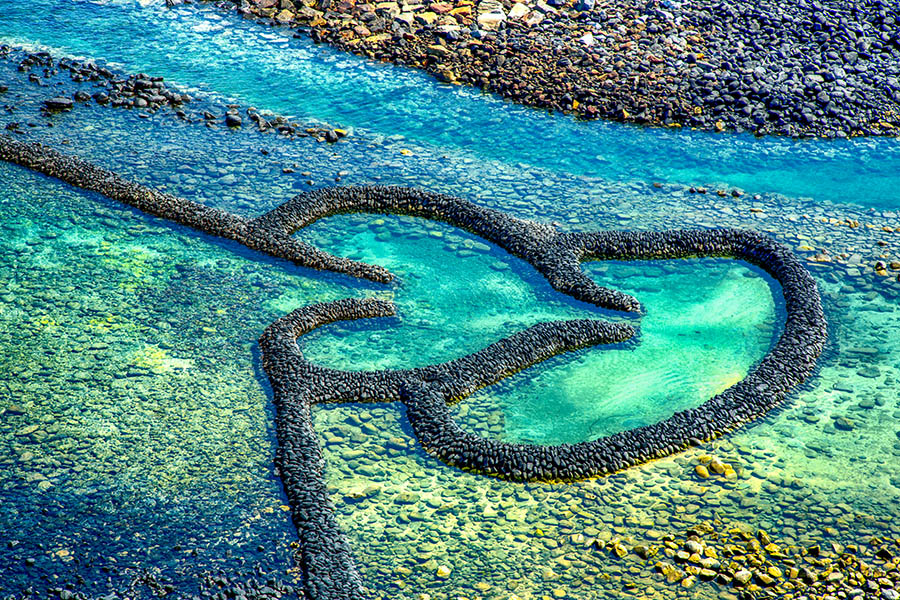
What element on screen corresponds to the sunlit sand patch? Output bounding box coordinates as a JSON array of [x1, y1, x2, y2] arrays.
[[130, 345, 195, 374]]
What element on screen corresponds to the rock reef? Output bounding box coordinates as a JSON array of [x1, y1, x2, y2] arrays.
[[0, 133, 828, 599], [0, 45, 346, 142]]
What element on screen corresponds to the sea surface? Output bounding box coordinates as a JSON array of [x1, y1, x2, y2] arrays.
[[0, 1, 899, 598]]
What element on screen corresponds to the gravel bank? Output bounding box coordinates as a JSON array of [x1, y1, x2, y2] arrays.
[[215, 0, 900, 137]]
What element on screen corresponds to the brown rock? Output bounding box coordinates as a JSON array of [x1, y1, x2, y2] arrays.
[[524, 11, 543, 25], [275, 9, 295, 21], [426, 44, 450, 57]]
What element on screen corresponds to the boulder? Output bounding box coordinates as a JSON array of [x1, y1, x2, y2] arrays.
[[524, 11, 543, 25], [275, 9, 295, 21], [426, 44, 450, 58], [415, 11, 438, 25], [394, 11, 415, 25], [476, 10, 506, 29]]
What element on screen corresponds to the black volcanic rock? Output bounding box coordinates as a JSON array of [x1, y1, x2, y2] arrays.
[[43, 96, 74, 110]]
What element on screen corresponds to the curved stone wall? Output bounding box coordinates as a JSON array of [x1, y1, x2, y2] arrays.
[[0, 136, 639, 311], [259, 297, 634, 598], [0, 134, 828, 600]]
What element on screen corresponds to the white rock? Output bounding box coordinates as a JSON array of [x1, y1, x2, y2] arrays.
[[524, 11, 544, 25], [477, 0, 503, 11], [476, 10, 507, 29], [394, 11, 415, 24], [508, 2, 531, 19]]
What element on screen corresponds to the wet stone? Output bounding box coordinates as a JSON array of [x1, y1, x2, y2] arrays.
[[43, 96, 74, 110], [834, 417, 856, 431]]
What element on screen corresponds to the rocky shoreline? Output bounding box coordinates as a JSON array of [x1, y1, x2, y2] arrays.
[[207, 0, 900, 137], [0, 45, 347, 143]]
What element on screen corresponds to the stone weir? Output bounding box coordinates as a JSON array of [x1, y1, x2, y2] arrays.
[[259, 298, 635, 600], [0, 134, 828, 600]]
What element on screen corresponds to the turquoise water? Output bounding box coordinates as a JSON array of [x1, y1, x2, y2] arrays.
[[299, 214, 778, 443], [1, 0, 900, 206], [0, 164, 302, 592], [0, 2, 899, 599]]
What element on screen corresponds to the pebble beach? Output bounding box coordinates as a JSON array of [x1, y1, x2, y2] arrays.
[[220, 0, 900, 136]]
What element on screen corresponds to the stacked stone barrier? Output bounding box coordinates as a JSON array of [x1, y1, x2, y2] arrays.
[[0, 134, 828, 600], [251, 186, 643, 311], [259, 297, 633, 598]]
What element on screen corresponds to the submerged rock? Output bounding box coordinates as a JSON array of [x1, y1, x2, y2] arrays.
[[834, 416, 855, 431], [43, 96, 74, 110]]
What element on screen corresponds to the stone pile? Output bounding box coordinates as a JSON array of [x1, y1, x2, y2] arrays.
[[12, 48, 191, 111], [1, 45, 346, 142], [642, 521, 900, 598]]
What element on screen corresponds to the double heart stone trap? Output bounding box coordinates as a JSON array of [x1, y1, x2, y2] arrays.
[[0, 134, 827, 600]]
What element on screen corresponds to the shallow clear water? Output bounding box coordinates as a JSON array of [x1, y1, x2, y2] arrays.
[[0, 2, 899, 599]]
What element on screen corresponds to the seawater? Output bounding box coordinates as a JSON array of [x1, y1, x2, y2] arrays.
[[1, 0, 900, 205], [0, 2, 899, 599]]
